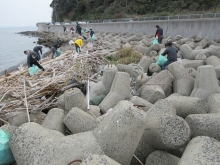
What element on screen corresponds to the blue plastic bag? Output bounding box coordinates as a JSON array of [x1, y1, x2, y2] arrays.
[[153, 38, 159, 45], [91, 35, 95, 41], [28, 65, 39, 76], [0, 130, 15, 165], [55, 49, 62, 57], [156, 54, 168, 66]]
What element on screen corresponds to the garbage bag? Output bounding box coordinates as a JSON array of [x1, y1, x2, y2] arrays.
[[153, 38, 159, 45], [81, 29, 84, 34], [91, 35, 95, 41], [55, 49, 62, 57], [156, 54, 168, 66], [0, 130, 15, 165], [28, 65, 39, 76]]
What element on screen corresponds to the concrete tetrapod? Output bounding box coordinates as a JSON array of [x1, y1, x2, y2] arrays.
[[205, 56, 220, 79], [63, 107, 99, 134], [178, 136, 220, 165], [185, 113, 220, 141], [89, 65, 118, 100], [207, 93, 220, 113], [190, 65, 220, 100], [131, 99, 182, 165], [10, 100, 146, 165], [129, 96, 153, 112], [63, 88, 87, 111], [168, 61, 194, 96], [137, 70, 173, 103], [181, 59, 205, 69], [180, 44, 193, 60], [135, 73, 150, 90], [41, 108, 65, 134], [166, 95, 208, 118], [145, 150, 180, 165], [116, 63, 144, 79], [138, 56, 154, 73], [99, 72, 131, 113], [93, 100, 147, 165], [80, 153, 121, 165], [10, 123, 104, 165]]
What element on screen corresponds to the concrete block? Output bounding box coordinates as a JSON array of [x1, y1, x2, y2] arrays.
[[129, 96, 153, 112], [89, 65, 118, 100], [87, 105, 101, 117], [168, 61, 194, 96], [190, 65, 220, 100], [195, 53, 206, 60], [93, 100, 147, 165], [178, 136, 220, 165], [81, 153, 121, 165], [116, 63, 143, 78], [185, 67, 197, 78], [57, 94, 65, 110], [137, 70, 173, 102], [145, 150, 180, 165], [207, 45, 220, 58], [41, 108, 65, 134], [6, 111, 46, 127], [138, 56, 154, 73], [180, 44, 193, 60], [166, 95, 208, 118], [135, 73, 150, 90], [182, 59, 205, 69], [149, 50, 157, 57], [10, 122, 104, 165], [0, 124, 17, 135], [185, 113, 220, 141], [64, 88, 87, 111], [207, 93, 220, 113], [99, 72, 131, 113], [205, 56, 220, 79], [149, 63, 161, 73], [63, 107, 98, 134]]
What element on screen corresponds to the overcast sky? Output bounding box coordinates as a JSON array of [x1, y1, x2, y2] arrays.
[[0, 0, 52, 27]]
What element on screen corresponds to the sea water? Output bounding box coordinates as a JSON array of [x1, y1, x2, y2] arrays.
[[0, 27, 49, 73]]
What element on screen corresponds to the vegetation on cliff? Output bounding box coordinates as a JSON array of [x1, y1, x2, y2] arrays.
[[50, 0, 220, 22]]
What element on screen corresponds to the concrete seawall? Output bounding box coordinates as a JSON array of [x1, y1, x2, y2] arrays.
[[37, 18, 220, 39]]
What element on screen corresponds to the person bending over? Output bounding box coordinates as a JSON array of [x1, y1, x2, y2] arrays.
[[24, 50, 45, 71], [161, 42, 178, 70], [51, 43, 61, 59], [33, 46, 42, 60], [74, 38, 84, 53]]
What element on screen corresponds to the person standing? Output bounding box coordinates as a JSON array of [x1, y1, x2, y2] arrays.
[[161, 42, 178, 70], [51, 43, 61, 59], [74, 38, 84, 53], [24, 50, 44, 71], [70, 27, 75, 34], [155, 25, 163, 44], [76, 23, 82, 35], [33, 46, 43, 60], [63, 26, 67, 33]]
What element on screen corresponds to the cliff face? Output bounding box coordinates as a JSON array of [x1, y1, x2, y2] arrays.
[[50, 0, 220, 22]]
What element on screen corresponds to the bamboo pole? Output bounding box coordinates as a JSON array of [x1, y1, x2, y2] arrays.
[[23, 79, 30, 122], [0, 117, 10, 124]]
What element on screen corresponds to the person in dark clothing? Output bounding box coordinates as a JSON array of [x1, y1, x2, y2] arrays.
[[24, 50, 44, 71], [76, 23, 82, 35], [161, 42, 178, 70], [51, 43, 61, 59], [63, 26, 67, 33], [90, 29, 95, 38], [155, 25, 163, 44], [33, 46, 42, 60]]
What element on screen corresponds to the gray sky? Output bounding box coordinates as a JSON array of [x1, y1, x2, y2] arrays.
[[0, 0, 52, 27]]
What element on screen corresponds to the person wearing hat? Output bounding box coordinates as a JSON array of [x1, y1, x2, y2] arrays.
[[161, 42, 178, 70], [155, 25, 163, 44], [24, 50, 45, 71], [74, 38, 84, 53]]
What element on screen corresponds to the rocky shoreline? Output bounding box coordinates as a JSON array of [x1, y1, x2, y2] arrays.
[[1, 30, 220, 165]]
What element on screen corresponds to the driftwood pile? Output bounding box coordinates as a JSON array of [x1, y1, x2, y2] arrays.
[[0, 39, 112, 125]]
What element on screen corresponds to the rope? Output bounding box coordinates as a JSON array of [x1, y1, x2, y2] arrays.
[[68, 159, 82, 165]]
